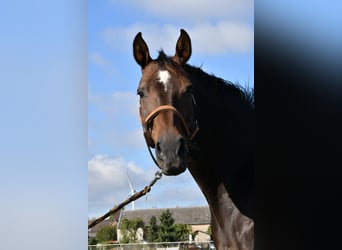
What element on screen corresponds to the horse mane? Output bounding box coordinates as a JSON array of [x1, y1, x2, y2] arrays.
[[184, 63, 254, 112], [156, 50, 254, 111]]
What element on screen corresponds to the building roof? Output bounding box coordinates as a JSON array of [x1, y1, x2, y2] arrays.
[[88, 210, 121, 237], [118, 206, 211, 227]]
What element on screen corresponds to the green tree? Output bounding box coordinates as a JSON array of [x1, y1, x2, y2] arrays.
[[147, 215, 159, 242], [119, 217, 145, 243], [96, 225, 117, 243], [88, 237, 98, 245], [174, 224, 192, 241], [207, 225, 213, 240], [158, 209, 177, 242]]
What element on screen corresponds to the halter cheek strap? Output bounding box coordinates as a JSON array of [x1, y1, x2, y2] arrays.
[[145, 105, 189, 136], [139, 105, 199, 148], [139, 104, 199, 167]]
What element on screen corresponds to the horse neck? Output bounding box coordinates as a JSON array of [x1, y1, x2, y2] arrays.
[[187, 64, 254, 158], [185, 64, 254, 218]]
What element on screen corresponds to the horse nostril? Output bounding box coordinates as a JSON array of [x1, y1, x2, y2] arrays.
[[177, 137, 187, 158], [156, 141, 161, 153], [156, 137, 187, 162], [156, 141, 165, 160]]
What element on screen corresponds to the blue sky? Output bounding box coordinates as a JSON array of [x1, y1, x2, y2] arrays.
[[2, 0, 341, 249], [88, 0, 254, 219], [1, 1, 87, 249]]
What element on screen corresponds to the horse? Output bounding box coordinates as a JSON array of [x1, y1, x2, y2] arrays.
[[133, 29, 255, 249]]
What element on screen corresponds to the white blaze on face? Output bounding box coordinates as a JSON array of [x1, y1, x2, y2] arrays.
[[158, 70, 170, 92]]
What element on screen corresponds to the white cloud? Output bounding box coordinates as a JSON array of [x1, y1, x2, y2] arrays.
[[88, 90, 145, 153], [102, 24, 179, 57], [88, 154, 154, 207], [113, 0, 253, 21], [112, 128, 146, 149], [103, 1, 253, 55], [89, 91, 139, 117], [89, 51, 122, 79], [112, 92, 139, 115], [191, 22, 254, 54], [102, 22, 253, 56], [154, 172, 208, 208], [88, 154, 207, 216], [90, 51, 110, 67]]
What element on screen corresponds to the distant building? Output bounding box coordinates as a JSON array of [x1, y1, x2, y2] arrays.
[[88, 210, 121, 240], [117, 206, 212, 243]]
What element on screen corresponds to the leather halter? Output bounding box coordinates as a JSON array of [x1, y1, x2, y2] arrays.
[[141, 105, 199, 148], [139, 102, 199, 167]]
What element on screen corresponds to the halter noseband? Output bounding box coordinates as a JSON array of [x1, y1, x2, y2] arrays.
[[140, 104, 199, 167], [141, 105, 199, 148]]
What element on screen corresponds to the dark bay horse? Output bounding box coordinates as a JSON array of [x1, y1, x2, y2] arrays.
[[133, 29, 255, 249]]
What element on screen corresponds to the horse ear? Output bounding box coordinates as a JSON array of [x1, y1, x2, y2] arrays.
[[133, 32, 152, 68], [174, 29, 192, 64]]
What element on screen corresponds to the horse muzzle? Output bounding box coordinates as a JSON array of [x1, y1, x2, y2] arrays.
[[155, 134, 188, 175], [140, 104, 198, 174]]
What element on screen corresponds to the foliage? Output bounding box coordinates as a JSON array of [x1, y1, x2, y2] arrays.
[[144, 210, 194, 243], [147, 215, 159, 242], [207, 225, 213, 240], [157, 209, 177, 242], [96, 225, 117, 243], [174, 224, 192, 241], [88, 237, 98, 245], [120, 210, 193, 243], [119, 217, 145, 243]]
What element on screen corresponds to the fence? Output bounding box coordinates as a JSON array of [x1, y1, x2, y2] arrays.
[[88, 241, 216, 250]]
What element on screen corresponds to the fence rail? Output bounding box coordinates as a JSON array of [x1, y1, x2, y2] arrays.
[[88, 241, 215, 250]]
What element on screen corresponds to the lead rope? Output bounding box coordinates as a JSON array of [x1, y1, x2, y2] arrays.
[[88, 171, 162, 229]]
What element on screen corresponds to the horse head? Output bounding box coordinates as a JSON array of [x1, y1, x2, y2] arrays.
[[133, 29, 198, 176]]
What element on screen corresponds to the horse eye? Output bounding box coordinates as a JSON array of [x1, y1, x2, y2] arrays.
[[137, 89, 145, 98]]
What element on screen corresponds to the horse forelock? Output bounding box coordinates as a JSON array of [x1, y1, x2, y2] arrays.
[[156, 50, 170, 69]]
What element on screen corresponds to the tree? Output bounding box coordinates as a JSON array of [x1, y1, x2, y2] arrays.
[[174, 224, 192, 241], [207, 225, 213, 240], [146, 211, 193, 243], [96, 225, 117, 243], [158, 209, 177, 242], [147, 215, 159, 242], [119, 217, 145, 243], [88, 237, 98, 245]]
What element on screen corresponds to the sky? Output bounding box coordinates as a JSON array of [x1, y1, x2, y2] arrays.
[[88, 0, 254, 219], [0, 1, 87, 249], [1, 0, 341, 249]]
